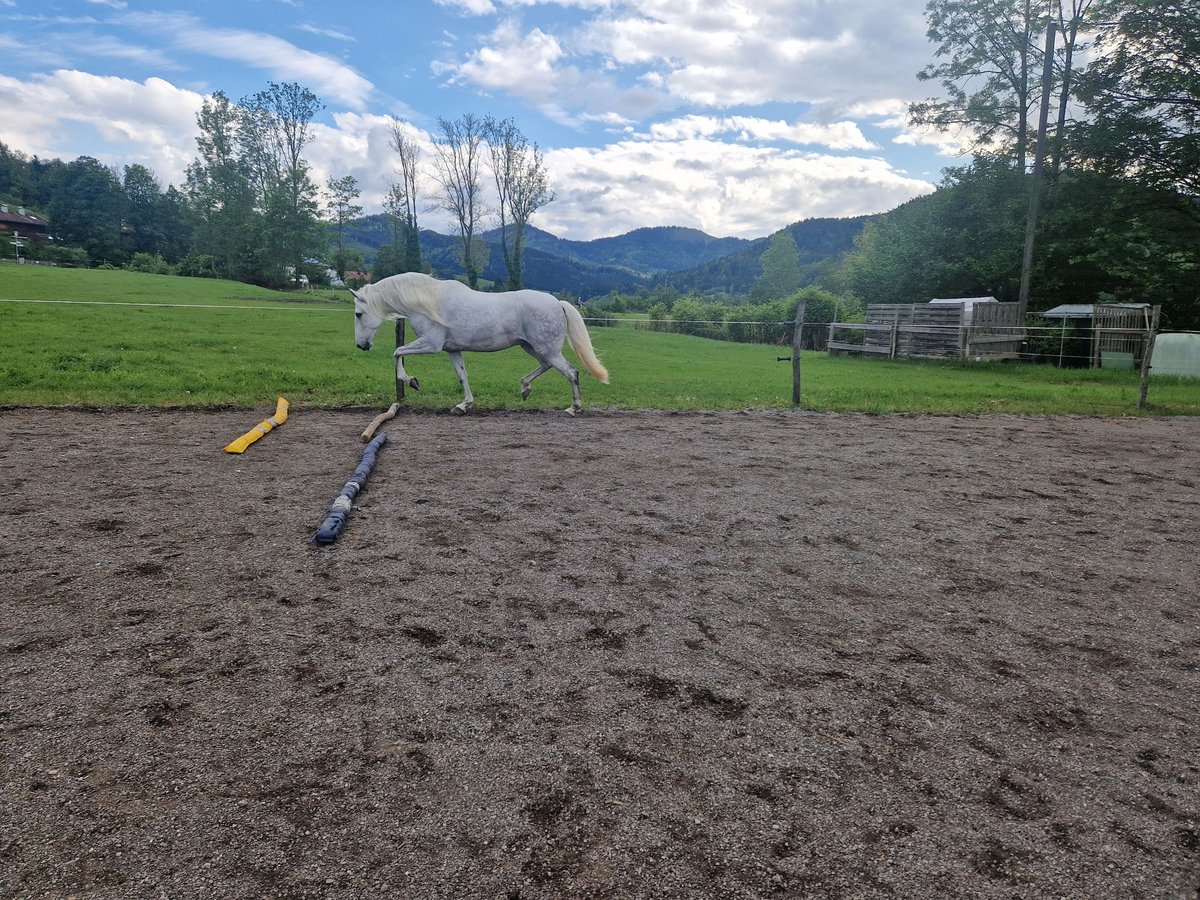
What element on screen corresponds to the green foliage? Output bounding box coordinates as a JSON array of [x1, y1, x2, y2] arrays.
[[324, 174, 363, 280], [176, 254, 220, 278], [39, 244, 90, 267], [836, 160, 1200, 329], [48, 156, 127, 265], [126, 253, 172, 275], [751, 232, 803, 301], [911, 0, 1046, 167], [1072, 1, 1200, 195], [661, 217, 869, 297]]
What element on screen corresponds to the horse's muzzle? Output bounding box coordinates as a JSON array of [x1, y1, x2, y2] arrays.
[[357, 341, 371, 351]]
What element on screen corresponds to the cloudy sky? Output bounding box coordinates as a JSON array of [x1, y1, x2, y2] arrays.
[[0, 0, 970, 241]]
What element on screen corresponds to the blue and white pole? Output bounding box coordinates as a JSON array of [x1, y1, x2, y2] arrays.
[[312, 432, 388, 545]]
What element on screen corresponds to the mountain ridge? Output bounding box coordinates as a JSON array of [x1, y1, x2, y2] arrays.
[[342, 215, 872, 298]]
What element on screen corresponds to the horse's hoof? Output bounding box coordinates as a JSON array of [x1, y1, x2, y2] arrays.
[[408, 377, 420, 391], [452, 402, 472, 415], [520, 386, 531, 400], [563, 406, 577, 417]]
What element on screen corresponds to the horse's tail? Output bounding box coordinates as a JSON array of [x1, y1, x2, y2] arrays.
[[560, 301, 609, 384]]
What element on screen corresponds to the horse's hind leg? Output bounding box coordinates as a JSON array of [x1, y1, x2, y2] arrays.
[[520, 363, 551, 400], [446, 350, 474, 414], [543, 351, 582, 415]]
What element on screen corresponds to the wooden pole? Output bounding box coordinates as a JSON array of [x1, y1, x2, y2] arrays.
[[394, 319, 406, 402], [361, 402, 400, 443], [1137, 305, 1161, 410], [791, 300, 807, 407]]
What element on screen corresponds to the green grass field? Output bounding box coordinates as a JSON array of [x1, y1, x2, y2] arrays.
[[1, 266, 1196, 414]]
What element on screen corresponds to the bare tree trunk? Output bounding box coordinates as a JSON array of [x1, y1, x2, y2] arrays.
[[484, 116, 554, 291], [430, 114, 485, 288], [387, 120, 423, 272], [1018, 13, 1057, 318]]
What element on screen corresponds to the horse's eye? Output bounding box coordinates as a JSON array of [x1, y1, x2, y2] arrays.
[[355, 312, 362, 319]]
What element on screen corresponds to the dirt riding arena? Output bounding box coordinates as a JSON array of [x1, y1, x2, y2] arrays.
[[2, 408, 1197, 899]]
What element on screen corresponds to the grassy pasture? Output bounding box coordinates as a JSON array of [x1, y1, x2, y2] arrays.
[[1, 266, 1196, 414]]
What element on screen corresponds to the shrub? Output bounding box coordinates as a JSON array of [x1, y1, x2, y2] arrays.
[[127, 253, 172, 275]]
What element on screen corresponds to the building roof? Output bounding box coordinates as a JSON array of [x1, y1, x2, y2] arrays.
[[929, 296, 999, 305], [1041, 303, 1150, 319], [0, 205, 49, 230]]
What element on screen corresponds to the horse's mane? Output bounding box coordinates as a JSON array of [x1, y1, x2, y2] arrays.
[[366, 273, 446, 325]]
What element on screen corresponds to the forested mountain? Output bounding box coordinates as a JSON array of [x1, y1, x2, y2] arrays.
[[341, 214, 865, 298], [521, 225, 749, 275], [660, 216, 872, 296]]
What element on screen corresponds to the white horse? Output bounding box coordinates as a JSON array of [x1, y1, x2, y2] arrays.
[[352, 273, 609, 415]]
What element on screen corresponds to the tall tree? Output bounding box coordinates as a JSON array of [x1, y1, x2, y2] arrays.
[[1072, 0, 1200, 194], [430, 113, 486, 289], [239, 82, 324, 286], [49, 157, 125, 264], [0, 142, 29, 200], [122, 163, 166, 257], [912, 0, 1100, 172], [156, 185, 192, 264], [910, 0, 1043, 170], [324, 174, 362, 281], [386, 120, 424, 274], [483, 116, 555, 290], [751, 232, 803, 300], [184, 91, 257, 280], [1050, 0, 1098, 175]]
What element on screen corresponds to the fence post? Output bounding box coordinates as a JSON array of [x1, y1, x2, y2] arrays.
[[791, 300, 807, 407], [889, 320, 899, 359], [1137, 305, 1161, 410], [394, 319, 406, 402]]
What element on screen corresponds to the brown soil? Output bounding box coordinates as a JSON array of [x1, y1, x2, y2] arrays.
[[1, 408, 1198, 899]]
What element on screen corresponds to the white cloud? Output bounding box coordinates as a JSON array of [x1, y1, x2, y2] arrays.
[[0, 70, 203, 184], [437, 0, 498, 14], [296, 24, 358, 43], [130, 11, 375, 110], [539, 137, 935, 240], [437, 0, 610, 13], [434, 0, 936, 140], [76, 35, 181, 70], [445, 21, 565, 101], [644, 114, 876, 151]]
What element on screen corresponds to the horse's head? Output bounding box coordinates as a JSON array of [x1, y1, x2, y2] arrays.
[[352, 288, 385, 351]]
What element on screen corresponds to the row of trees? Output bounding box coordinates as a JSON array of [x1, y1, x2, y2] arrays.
[[1, 84, 554, 292], [910, 0, 1198, 190], [844, 0, 1200, 329], [374, 113, 553, 290]]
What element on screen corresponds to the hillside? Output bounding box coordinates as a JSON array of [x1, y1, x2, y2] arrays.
[[659, 215, 872, 296], [521, 225, 748, 276], [341, 214, 870, 298]]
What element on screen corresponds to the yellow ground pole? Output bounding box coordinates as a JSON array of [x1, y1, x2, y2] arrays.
[[222, 397, 289, 454]]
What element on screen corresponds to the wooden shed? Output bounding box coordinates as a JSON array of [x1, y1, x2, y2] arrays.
[[828, 299, 1025, 361], [1039, 304, 1152, 369]]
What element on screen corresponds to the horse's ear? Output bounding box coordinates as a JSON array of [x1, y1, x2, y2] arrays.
[[350, 288, 364, 302]]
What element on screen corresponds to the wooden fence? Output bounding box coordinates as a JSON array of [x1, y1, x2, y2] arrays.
[[1092, 304, 1154, 369], [828, 302, 1025, 361]]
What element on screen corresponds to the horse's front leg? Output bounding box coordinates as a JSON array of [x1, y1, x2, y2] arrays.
[[393, 333, 444, 391], [446, 351, 474, 414]]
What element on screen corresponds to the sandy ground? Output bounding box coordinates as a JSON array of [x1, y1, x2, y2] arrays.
[[1, 407, 1197, 900]]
